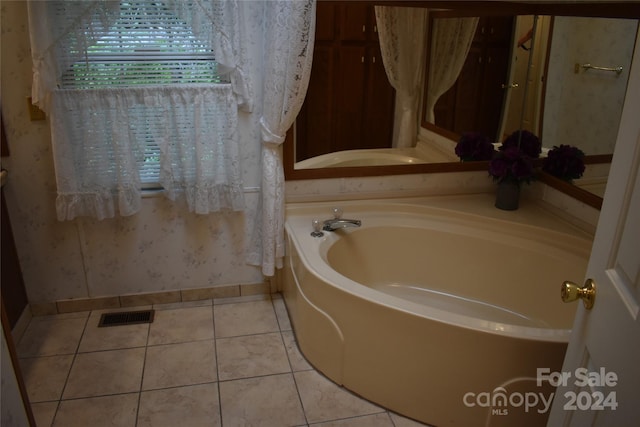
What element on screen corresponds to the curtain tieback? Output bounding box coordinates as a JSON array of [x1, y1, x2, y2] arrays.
[[260, 117, 285, 146]]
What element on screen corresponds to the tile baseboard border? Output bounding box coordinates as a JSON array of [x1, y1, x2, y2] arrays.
[[29, 282, 272, 316]]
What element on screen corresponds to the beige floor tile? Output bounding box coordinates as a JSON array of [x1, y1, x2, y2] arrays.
[[142, 340, 216, 390], [17, 316, 87, 357], [148, 306, 214, 345], [19, 355, 73, 403], [272, 296, 292, 331], [213, 300, 279, 338], [310, 413, 395, 426], [138, 383, 221, 427], [78, 311, 149, 352], [31, 401, 59, 427], [53, 393, 138, 427], [294, 370, 384, 424], [388, 412, 433, 427], [16, 297, 433, 427], [219, 373, 306, 427], [282, 331, 313, 372], [63, 348, 145, 399], [216, 332, 290, 381]]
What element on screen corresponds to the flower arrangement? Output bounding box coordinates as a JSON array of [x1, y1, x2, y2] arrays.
[[542, 144, 586, 182], [454, 132, 495, 162], [500, 129, 542, 158], [488, 130, 541, 185]]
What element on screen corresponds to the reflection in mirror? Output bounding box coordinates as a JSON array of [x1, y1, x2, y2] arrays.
[[294, 7, 551, 171], [294, 2, 400, 167], [287, 2, 640, 211], [295, 2, 436, 170], [541, 16, 637, 155], [537, 16, 637, 203], [426, 14, 547, 143]]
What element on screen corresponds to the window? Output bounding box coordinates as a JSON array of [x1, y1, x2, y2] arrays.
[[30, 0, 247, 220], [60, 1, 228, 186]]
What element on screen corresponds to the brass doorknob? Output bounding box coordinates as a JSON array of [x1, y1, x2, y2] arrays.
[[561, 279, 596, 310]]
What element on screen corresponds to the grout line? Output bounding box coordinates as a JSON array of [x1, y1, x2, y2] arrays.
[[291, 367, 310, 426], [74, 219, 92, 299], [211, 302, 224, 427], [274, 297, 310, 426], [49, 391, 140, 403], [215, 329, 282, 341], [25, 298, 423, 426], [51, 399, 62, 427], [215, 370, 298, 384], [133, 318, 152, 427], [50, 311, 92, 426]]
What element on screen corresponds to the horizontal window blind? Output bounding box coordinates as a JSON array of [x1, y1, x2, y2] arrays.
[[61, 1, 227, 89], [63, 58, 223, 88], [57, 0, 229, 185]]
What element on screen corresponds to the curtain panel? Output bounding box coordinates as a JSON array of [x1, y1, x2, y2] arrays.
[[51, 85, 244, 221], [375, 6, 429, 149], [247, 0, 316, 276], [425, 17, 479, 123], [27, 0, 121, 113]]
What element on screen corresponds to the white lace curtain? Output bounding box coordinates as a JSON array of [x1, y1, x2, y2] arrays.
[[246, 0, 316, 276], [27, 0, 251, 113], [27, 0, 250, 220], [425, 17, 479, 123], [51, 86, 244, 220], [375, 6, 429, 149]]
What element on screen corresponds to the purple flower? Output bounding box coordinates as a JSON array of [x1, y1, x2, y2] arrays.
[[501, 130, 541, 158], [455, 132, 495, 162], [489, 132, 539, 184], [502, 145, 522, 161], [542, 145, 586, 181], [511, 156, 534, 180], [488, 157, 509, 179]]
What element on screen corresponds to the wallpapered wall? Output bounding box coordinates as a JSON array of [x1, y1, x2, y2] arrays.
[[1, 2, 610, 305], [543, 17, 637, 155], [0, 1, 266, 303]]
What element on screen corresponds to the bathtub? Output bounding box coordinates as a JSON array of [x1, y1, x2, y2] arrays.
[[282, 197, 592, 427], [294, 147, 431, 168]]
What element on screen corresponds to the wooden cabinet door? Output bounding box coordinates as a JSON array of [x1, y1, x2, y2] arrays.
[[340, 3, 368, 41], [334, 46, 367, 152], [295, 1, 395, 162], [366, 45, 396, 149], [296, 44, 335, 160]]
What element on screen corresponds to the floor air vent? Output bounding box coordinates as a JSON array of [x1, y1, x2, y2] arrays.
[[98, 310, 155, 327]]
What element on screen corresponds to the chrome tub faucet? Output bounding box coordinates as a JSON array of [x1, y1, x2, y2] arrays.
[[322, 207, 361, 232]]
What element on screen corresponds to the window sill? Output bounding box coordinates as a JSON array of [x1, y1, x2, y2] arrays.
[[141, 187, 164, 198]]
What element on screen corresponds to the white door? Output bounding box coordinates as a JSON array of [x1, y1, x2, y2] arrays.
[[546, 32, 640, 426]]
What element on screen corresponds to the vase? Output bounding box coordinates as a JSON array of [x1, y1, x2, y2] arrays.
[[495, 180, 520, 210]]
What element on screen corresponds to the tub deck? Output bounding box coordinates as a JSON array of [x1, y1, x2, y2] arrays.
[[283, 195, 593, 427]]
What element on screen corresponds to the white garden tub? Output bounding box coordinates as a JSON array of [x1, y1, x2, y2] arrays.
[[282, 197, 592, 427], [294, 148, 428, 168]]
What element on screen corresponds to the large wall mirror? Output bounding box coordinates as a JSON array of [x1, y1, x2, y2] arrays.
[[284, 1, 640, 210]]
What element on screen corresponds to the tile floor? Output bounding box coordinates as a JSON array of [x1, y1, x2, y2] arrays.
[[16, 294, 431, 427]]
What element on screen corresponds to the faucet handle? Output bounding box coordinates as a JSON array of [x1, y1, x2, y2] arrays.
[[331, 207, 343, 219], [311, 219, 324, 237]]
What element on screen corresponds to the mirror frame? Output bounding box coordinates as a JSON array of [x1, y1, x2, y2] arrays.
[[284, 1, 640, 208]]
